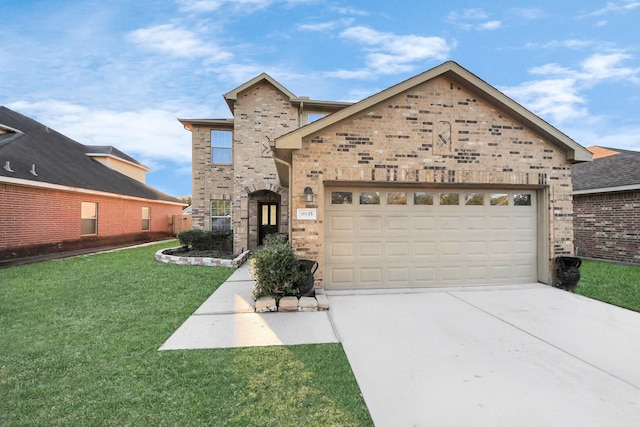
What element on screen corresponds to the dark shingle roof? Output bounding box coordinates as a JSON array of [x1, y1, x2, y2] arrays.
[[572, 147, 640, 191], [0, 106, 179, 203]]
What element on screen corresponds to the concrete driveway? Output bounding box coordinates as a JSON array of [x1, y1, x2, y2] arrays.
[[328, 284, 640, 427]]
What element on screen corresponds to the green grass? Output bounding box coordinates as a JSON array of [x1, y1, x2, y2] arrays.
[[576, 259, 640, 313], [0, 241, 372, 426]]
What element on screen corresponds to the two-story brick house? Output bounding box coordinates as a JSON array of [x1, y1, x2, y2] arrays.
[[182, 61, 591, 290]]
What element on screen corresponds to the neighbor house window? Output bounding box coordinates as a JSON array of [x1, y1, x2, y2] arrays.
[[141, 207, 150, 231], [211, 130, 232, 164], [81, 202, 98, 235], [211, 200, 231, 232], [307, 112, 327, 123]]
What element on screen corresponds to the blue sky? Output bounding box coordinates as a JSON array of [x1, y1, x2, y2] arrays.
[[2, 0, 639, 197]]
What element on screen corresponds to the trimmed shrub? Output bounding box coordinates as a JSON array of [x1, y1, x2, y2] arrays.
[[250, 241, 303, 300], [177, 229, 233, 252]]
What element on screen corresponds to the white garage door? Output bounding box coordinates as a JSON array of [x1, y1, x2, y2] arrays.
[[325, 187, 537, 289]]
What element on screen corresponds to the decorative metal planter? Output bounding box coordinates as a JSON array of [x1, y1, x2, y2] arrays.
[[296, 259, 318, 297], [555, 256, 582, 292]]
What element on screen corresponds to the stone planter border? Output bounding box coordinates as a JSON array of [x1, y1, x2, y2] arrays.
[[155, 247, 250, 268]]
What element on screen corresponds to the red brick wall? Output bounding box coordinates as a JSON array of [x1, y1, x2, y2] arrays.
[[574, 191, 640, 263], [0, 183, 183, 256]]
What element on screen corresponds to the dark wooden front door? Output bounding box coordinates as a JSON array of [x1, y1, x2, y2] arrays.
[[259, 202, 279, 245]]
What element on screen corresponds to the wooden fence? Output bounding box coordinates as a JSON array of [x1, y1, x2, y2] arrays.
[[170, 215, 192, 236]]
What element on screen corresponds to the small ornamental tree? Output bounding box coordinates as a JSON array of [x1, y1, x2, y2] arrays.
[[250, 235, 303, 300]]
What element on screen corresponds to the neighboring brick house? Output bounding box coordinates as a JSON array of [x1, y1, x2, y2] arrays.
[[573, 146, 640, 264], [0, 107, 185, 261], [183, 61, 591, 289]]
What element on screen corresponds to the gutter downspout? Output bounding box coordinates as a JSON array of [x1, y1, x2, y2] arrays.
[[273, 155, 293, 238]]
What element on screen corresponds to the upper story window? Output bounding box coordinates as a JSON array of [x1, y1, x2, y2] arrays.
[[211, 130, 232, 164], [81, 202, 98, 235], [306, 112, 327, 124]]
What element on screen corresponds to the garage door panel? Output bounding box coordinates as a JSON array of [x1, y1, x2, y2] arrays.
[[387, 268, 409, 284], [330, 241, 354, 258], [329, 216, 353, 233], [467, 241, 488, 257], [325, 188, 537, 289], [387, 216, 409, 230], [360, 268, 382, 284], [387, 242, 410, 257], [414, 216, 436, 230], [360, 242, 382, 257], [440, 216, 462, 230], [331, 268, 353, 284], [415, 241, 436, 256], [359, 216, 382, 232], [441, 241, 462, 256]]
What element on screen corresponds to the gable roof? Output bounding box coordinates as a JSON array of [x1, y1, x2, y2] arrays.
[[222, 72, 352, 113], [273, 61, 592, 184], [573, 146, 640, 194], [0, 106, 181, 203]]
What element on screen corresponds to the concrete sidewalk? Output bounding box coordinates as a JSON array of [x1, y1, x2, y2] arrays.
[[328, 284, 640, 426], [159, 263, 338, 350]]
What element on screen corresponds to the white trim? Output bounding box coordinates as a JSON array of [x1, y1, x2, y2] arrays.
[[573, 184, 640, 195], [0, 176, 185, 206]]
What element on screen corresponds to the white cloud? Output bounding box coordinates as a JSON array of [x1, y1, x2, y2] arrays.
[[503, 51, 640, 124], [580, 52, 640, 83], [330, 5, 369, 16], [8, 100, 193, 166], [296, 17, 356, 32], [526, 39, 595, 50], [587, 1, 640, 16], [128, 24, 231, 61], [510, 8, 545, 20], [504, 78, 588, 123], [447, 8, 500, 31], [478, 20, 501, 31], [336, 26, 451, 77]]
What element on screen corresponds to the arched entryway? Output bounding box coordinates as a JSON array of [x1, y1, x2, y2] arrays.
[[248, 190, 282, 248]]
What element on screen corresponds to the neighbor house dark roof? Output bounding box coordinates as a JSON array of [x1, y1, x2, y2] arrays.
[[572, 146, 640, 193], [0, 106, 180, 203]]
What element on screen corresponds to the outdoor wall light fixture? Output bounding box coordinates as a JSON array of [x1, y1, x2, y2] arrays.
[[304, 186, 314, 202]]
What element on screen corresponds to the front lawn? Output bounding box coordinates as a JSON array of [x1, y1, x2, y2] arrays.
[[576, 259, 640, 313], [0, 241, 372, 426]]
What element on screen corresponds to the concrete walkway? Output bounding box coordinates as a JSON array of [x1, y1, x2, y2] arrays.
[[159, 263, 338, 349], [160, 265, 640, 426]]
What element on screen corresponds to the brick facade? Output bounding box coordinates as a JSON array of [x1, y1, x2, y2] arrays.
[[288, 76, 574, 286], [0, 182, 181, 259], [574, 191, 640, 263], [187, 62, 588, 288]]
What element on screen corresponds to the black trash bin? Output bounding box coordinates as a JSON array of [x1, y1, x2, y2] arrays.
[[296, 259, 318, 297], [555, 256, 582, 292]]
